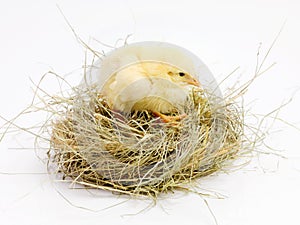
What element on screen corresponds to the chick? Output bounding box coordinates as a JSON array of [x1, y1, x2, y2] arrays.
[[101, 61, 200, 122]]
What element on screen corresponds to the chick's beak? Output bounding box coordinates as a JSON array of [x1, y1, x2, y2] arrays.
[[187, 78, 200, 87]]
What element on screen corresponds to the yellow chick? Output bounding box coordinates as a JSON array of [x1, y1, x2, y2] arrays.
[[101, 61, 200, 122]]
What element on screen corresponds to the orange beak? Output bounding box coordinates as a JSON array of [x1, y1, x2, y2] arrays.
[[187, 78, 200, 87]]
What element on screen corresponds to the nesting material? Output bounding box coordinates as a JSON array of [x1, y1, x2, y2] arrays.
[[49, 87, 242, 197]]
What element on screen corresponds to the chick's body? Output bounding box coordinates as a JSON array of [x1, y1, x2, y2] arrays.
[[102, 62, 200, 117]]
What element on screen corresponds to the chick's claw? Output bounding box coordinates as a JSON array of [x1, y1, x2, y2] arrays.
[[153, 111, 187, 123]]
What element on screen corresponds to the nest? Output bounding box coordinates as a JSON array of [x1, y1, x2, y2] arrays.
[[49, 86, 243, 197]]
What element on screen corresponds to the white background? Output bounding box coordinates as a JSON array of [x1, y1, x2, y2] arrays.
[[0, 0, 300, 225]]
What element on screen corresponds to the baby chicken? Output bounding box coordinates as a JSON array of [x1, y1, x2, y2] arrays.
[[101, 61, 200, 122]]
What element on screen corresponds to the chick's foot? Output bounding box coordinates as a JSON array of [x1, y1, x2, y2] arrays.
[[153, 111, 187, 123]]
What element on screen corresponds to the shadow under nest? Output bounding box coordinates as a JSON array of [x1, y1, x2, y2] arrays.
[[49, 88, 243, 197]]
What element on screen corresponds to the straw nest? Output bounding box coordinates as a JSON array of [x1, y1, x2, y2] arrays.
[[49, 84, 243, 197]]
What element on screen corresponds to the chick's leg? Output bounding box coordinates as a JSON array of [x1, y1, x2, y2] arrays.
[[153, 111, 186, 123]]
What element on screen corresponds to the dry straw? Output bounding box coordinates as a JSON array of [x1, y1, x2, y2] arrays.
[[46, 69, 244, 198]]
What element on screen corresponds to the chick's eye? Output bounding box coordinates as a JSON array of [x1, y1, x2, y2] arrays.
[[179, 72, 185, 77]]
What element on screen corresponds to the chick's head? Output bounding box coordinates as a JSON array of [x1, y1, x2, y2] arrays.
[[167, 70, 200, 87], [149, 62, 200, 88]]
